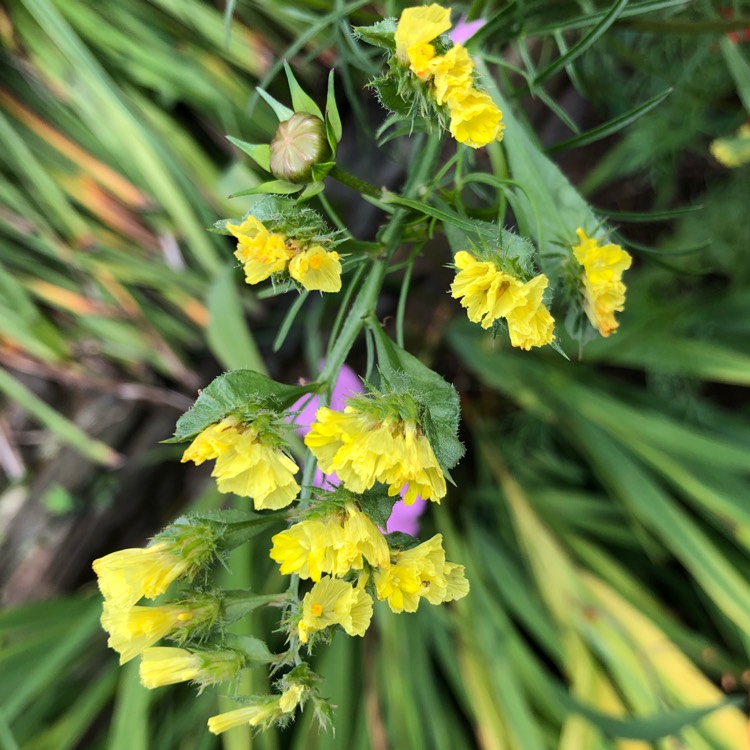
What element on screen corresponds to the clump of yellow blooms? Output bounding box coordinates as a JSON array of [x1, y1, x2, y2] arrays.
[[373, 534, 468, 613], [270, 502, 390, 580], [393, 4, 503, 148], [305, 393, 447, 504], [181, 415, 300, 510], [226, 215, 342, 293], [450, 250, 555, 349], [571, 228, 632, 337]]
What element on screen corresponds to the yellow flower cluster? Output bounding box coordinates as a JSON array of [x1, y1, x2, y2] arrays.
[[373, 534, 469, 613], [226, 215, 342, 293], [270, 502, 389, 581], [271, 499, 468, 642], [93, 529, 219, 663], [394, 4, 503, 148], [571, 228, 632, 337], [450, 250, 555, 349], [304, 402, 446, 503], [181, 415, 300, 510]]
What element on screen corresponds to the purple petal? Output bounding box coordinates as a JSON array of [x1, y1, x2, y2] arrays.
[[451, 16, 486, 45]]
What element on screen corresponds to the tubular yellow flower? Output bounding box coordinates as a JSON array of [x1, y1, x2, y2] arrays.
[[394, 4, 452, 68], [101, 599, 218, 665], [298, 576, 373, 643], [278, 683, 305, 713], [447, 88, 504, 148], [709, 123, 750, 168], [450, 250, 555, 347], [374, 534, 445, 613], [374, 534, 469, 612], [572, 228, 632, 337], [181, 416, 300, 510], [270, 503, 389, 581], [505, 275, 555, 351], [226, 216, 293, 284], [92, 540, 207, 611], [305, 405, 446, 503], [139, 647, 244, 690], [288, 246, 342, 293], [207, 700, 282, 735], [432, 44, 474, 106], [270, 518, 342, 582]]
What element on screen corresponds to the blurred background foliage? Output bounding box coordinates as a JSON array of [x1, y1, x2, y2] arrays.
[[1, 0, 749, 748]]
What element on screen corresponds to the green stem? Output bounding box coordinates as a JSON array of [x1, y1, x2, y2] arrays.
[[329, 164, 383, 199]]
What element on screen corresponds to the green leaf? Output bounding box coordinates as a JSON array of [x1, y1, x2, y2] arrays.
[[353, 18, 397, 51], [311, 161, 335, 182], [226, 136, 271, 172], [169, 370, 318, 442], [229, 180, 303, 197], [299, 181, 326, 201], [565, 691, 742, 740], [283, 61, 323, 119], [325, 70, 343, 148], [222, 592, 283, 625], [206, 266, 264, 371], [107, 661, 149, 750], [224, 635, 276, 665], [721, 37, 750, 114], [546, 88, 672, 154], [532, 0, 630, 86], [256, 87, 294, 122], [358, 486, 400, 529]]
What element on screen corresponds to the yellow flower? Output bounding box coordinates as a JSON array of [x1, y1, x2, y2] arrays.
[[288, 245, 342, 293], [270, 517, 342, 581], [305, 406, 446, 503], [394, 4, 452, 69], [270, 502, 389, 581], [226, 216, 293, 284], [407, 42, 438, 78], [207, 700, 281, 734], [709, 123, 750, 168], [505, 275, 555, 350], [139, 647, 243, 690], [101, 599, 218, 665], [447, 88, 504, 148], [572, 228, 632, 337], [181, 416, 299, 510], [93, 542, 197, 610], [298, 576, 373, 643], [374, 534, 469, 612], [431, 44, 474, 106], [451, 250, 554, 347], [278, 683, 305, 713]]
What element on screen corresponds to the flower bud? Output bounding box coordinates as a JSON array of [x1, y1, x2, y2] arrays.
[[269, 113, 331, 183]]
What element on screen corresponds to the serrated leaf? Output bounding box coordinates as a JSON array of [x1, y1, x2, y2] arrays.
[[284, 61, 323, 119], [257, 87, 294, 122], [358, 486, 400, 529], [168, 370, 318, 442], [353, 18, 397, 51], [325, 70, 342, 148], [226, 136, 271, 172], [370, 75, 411, 115]]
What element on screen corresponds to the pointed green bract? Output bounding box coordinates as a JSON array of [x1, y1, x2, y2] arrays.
[[284, 61, 323, 119], [168, 370, 318, 442]]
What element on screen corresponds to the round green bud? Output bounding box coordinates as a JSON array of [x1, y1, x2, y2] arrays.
[[269, 113, 331, 184]]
